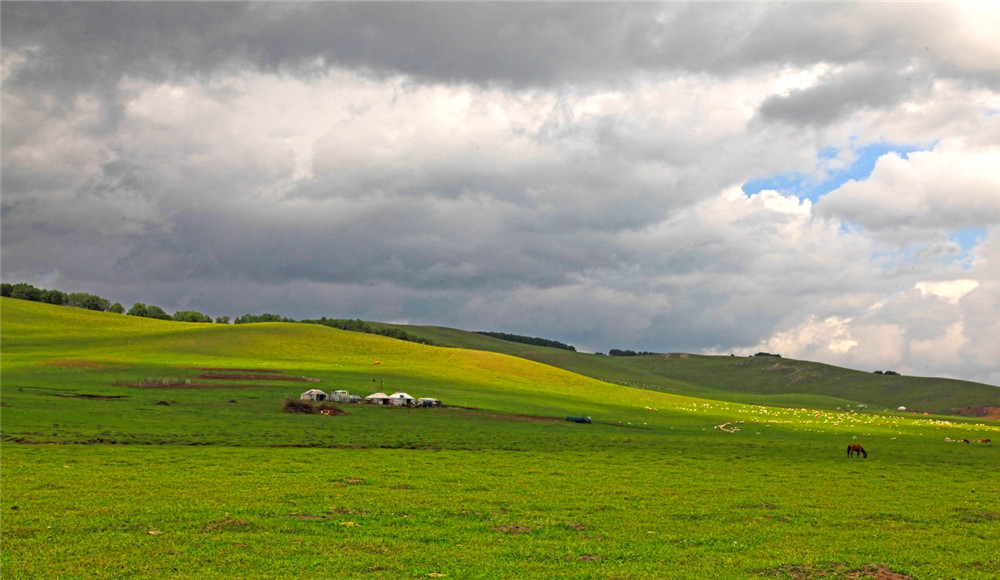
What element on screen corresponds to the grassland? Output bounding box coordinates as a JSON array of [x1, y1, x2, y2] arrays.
[[3, 298, 1000, 579], [373, 323, 1000, 415]]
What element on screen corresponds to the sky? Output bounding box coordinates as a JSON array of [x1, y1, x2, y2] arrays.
[[2, 2, 999, 385]]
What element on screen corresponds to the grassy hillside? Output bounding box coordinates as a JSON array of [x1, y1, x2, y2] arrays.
[[3, 297, 999, 579], [372, 323, 1000, 415], [2, 298, 705, 447]]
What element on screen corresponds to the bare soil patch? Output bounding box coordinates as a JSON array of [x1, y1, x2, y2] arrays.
[[2, 436, 65, 445], [288, 513, 329, 520], [188, 367, 285, 374], [43, 359, 118, 369], [50, 393, 128, 401], [493, 523, 532, 533], [197, 372, 319, 382], [956, 406, 1000, 420], [204, 517, 251, 532], [116, 368, 319, 387], [282, 399, 348, 416], [121, 382, 262, 389], [765, 563, 916, 579]]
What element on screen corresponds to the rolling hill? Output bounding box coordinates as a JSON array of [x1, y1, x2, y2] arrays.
[[3, 296, 1000, 579], [369, 322, 1000, 416]]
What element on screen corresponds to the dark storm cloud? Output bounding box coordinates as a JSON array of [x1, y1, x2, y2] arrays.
[[6, 2, 993, 97], [3, 2, 998, 383], [109, 197, 630, 292], [2, 2, 646, 95], [757, 67, 929, 126]]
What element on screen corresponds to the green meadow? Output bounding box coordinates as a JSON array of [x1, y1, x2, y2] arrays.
[[2, 298, 999, 579]]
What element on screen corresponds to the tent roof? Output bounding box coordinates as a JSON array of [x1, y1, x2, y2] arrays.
[[301, 388, 327, 395], [389, 392, 415, 399], [365, 392, 389, 399]]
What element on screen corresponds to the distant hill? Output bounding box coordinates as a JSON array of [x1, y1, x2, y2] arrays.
[[2, 296, 995, 417], [367, 323, 1000, 416]]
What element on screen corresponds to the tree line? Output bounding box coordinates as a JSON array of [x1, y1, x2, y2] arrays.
[[474, 331, 577, 352], [607, 349, 658, 357], [1, 282, 434, 345], [1, 282, 227, 323], [301, 317, 435, 345]]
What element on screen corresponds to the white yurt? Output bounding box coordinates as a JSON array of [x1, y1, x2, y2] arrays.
[[365, 392, 390, 405], [300, 389, 328, 401], [388, 392, 416, 406]]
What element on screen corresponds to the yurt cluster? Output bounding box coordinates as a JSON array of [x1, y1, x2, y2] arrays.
[[300, 388, 441, 408]]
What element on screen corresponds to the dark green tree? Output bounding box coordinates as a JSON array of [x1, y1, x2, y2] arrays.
[[234, 313, 288, 324], [144, 305, 171, 320], [9, 283, 42, 301], [173, 310, 212, 323], [40, 289, 68, 305], [127, 303, 149, 317], [67, 292, 110, 311]]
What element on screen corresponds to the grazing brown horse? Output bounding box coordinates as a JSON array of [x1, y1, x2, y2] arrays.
[[847, 444, 867, 458], [979, 439, 992, 444]]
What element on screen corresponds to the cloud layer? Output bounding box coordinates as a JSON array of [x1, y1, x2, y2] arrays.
[[3, 3, 998, 384]]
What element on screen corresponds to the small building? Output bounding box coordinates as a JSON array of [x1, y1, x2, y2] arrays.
[[388, 392, 416, 406], [417, 397, 441, 408], [329, 390, 351, 402], [365, 392, 390, 405], [301, 389, 328, 401]]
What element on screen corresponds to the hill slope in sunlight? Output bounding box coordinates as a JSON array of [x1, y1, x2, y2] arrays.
[[370, 322, 1000, 415]]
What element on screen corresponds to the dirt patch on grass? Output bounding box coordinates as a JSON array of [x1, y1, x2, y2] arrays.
[[117, 368, 320, 388], [493, 523, 532, 533], [956, 406, 1000, 420], [282, 399, 348, 415], [189, 367, 286, 373], [42, 359, 118, 369], [956, 510, 1000, 523], [846, 565, 916, 579], [204, 516, 251, 532], [197, 372, 320, 382], [289, 513, 329, 520], [50, 393, 128, 401], [120, 382, 291, 389], [765, 563, 916, 579], [2, 436, 65, 445]]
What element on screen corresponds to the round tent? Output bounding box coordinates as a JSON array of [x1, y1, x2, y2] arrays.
[[365, 392, 390, 405], [388, 392, 415, 406], [301, 389, 328, 401]]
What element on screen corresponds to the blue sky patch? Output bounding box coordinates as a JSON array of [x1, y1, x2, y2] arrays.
[[950, 227, 987, 251], [742, 141, 929, 203]]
